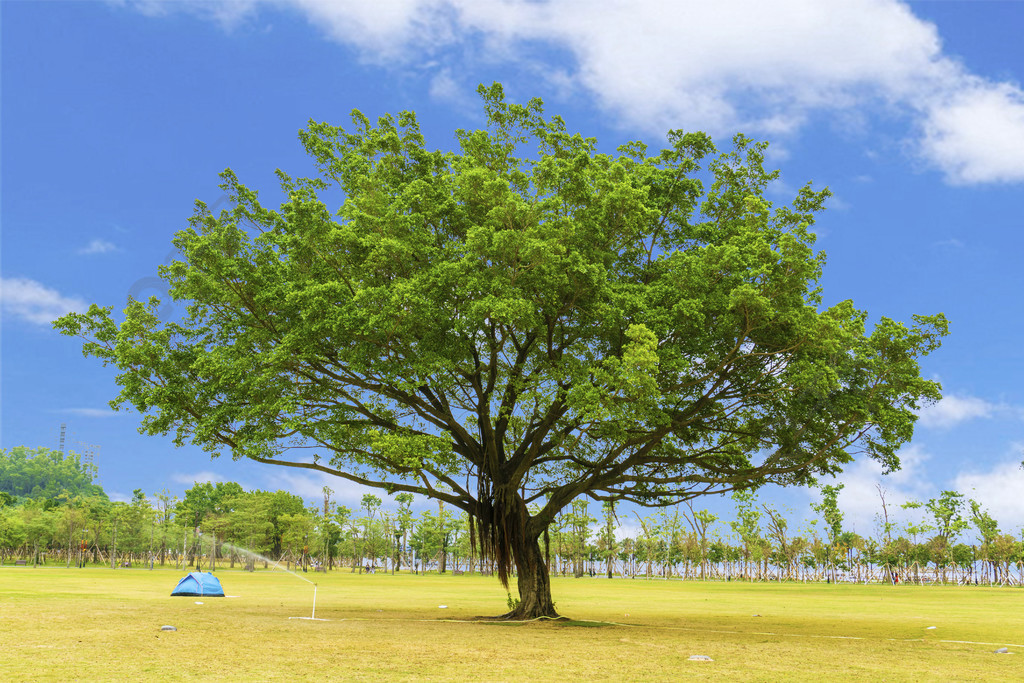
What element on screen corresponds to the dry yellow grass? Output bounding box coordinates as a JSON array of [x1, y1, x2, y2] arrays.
[[1, 566, 1020, 680]]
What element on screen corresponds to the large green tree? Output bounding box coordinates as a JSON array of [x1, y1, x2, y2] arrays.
[[56, 85, 946, 619]]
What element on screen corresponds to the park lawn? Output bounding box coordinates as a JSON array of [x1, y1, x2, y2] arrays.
[[0, 567, 1020, 681]]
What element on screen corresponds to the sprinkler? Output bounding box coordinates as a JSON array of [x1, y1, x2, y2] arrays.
[[288, 583, 326, 621], [216, 540, 329, 621]]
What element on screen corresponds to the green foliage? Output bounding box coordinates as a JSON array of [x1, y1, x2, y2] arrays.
[[0, 506, 28, 551], [811, 483, 845, 543], [226, 492, 274, 554], [54, 84, 948, 609], [730, 490, 763, 557], [0, 447, 106, 501], [410, 507, 460, 566], [925, 490, 969, 543], [177, 481, 244, 528]]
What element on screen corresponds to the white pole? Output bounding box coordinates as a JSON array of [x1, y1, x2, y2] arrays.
[[312, 584, 318, 620]]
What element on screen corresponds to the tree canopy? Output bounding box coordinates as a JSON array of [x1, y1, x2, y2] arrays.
[[56, 84, 947, 618], [0, 446, 106, 502]]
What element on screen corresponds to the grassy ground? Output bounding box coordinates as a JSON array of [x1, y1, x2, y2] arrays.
[[0, 566, 1020, 681]]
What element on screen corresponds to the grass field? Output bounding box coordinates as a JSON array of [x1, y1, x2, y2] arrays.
[[0, 566, 1020, 681]]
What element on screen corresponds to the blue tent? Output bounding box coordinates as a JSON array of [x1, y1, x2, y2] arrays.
[[171, 572, 224, 597]]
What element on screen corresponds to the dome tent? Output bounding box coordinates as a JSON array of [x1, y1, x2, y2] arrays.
[[171, 571, 224, 597]]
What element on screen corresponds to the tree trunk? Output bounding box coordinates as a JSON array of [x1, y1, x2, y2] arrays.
[[503, 531, 559, 620]]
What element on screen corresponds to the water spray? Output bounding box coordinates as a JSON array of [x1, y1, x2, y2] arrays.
[[216, 540, 327, 621]]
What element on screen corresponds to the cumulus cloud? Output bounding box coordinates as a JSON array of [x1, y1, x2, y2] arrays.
[[266, 467, 383, 505], [78, 239, 120, 255], [917, 393, 998, 430], [0, 277, 87, 325], [809, 444, 933, 537], [119, 0, 1024, 185], [918, 81, 1024, 184], [814, 441, 1024, 537], [954, 446, 1024, 531]]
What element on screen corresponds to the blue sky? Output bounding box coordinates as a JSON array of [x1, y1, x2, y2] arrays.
[[2, 1, 1023, 537]]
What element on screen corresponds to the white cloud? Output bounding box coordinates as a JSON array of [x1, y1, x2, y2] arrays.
[[77, 239, 120, 255], [818, 441, 1024, 538], [115, 0, 258, 27], [427, 68, 478, 114], [917, 393, 997, 430], [918, 81, 1024, 184], [954, 446, 1024, 531], [0, 277, 87, 325], [123, 0, 1024, 185], [810, 444, 933, 537], [614, 519, 646, 543], [267, 467, 381, 506], [290, 0, 452, 60], [171, 470, 230, 485], [107, 490, 134, 503], [59, 408, 119, 418]]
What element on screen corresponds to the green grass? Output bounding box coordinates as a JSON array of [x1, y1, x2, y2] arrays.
[[0, 566, 1021, 680]]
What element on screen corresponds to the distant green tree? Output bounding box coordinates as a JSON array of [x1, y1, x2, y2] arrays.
[[0, 506, 27, 563], [730, 490, 764, 579], [117, 489, 155, 564], [681, 502, 718, 580], [226, 492, 274, 565], [634, 511, 660, 578], [410, 506, 459, 572], [279, 510, 316, 570], [810, 483, 844, 581], [969, 499, 1000, 582], [254, 490, 306, 556], [566, 500, 596, 578], [332, 505, 355, 569], [599, 501, 619, 578], [0, 447, 106, 501], [356, 494, 383, 570], [316, 487, 340, 569], [177, 481, 244, 529], [925, 491, 969, 544], [152, 489, 178, 565], [762, 501, 794, 579], [20, 502, 56, 565], [393, 493, 414, 571], [923, 490, 970, 581]]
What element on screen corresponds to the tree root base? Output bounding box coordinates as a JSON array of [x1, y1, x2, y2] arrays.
[[473, 613, 567, 622]]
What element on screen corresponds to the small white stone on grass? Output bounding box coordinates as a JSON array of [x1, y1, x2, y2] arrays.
[[925, 626, 936, 630], [438, 605, 448, 609], [688, 655, 713, 662], [994, 647, 1009, 654], [194, 601, 203, 605], [160, 625, 177, 632]]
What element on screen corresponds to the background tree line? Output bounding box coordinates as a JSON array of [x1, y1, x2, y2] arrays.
[[2, 446, 1022, 585]]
